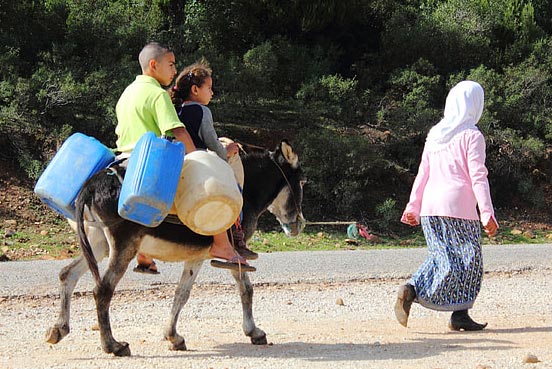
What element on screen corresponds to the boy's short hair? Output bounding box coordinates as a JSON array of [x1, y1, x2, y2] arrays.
[[139, 42, 172, 72]]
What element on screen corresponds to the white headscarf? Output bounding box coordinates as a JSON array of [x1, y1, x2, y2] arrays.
[[425, 80, 484, 151]]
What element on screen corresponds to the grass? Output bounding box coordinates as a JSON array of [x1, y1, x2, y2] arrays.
[[1, 222, 79, 260], [248, 223, 552, 253], [2, 222, 550, 261], [248, 227, 425, 253]]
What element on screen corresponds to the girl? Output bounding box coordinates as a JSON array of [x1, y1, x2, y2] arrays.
[[396, 81, 498, 331], [169, 59, 256, 271]]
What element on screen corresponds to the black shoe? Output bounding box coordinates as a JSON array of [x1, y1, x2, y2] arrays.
[[449, 310, 487, 331], [231, 226, 259, 260], [394, 284, 416, 327]]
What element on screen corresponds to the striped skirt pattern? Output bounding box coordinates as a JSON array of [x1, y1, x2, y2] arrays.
[[410, 216, 483, 311]]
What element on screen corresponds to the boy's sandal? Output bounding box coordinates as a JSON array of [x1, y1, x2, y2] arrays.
[[133, 262, 160, 275], [210, 256, 256, 272]]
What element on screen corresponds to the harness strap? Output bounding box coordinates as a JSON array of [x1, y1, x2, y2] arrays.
[[81, 164, 126, 228], [81, 218, 126, 228], [271, 158, 302, 219], [163, 214, 184, 225], [106, 166, 124, 185], [108, 157, 128, 168]]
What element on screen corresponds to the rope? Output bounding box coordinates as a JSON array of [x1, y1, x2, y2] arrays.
[[305, 221, 357, 225]]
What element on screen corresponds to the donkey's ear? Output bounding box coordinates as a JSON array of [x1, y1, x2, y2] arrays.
[[279, 140, 299, 168]]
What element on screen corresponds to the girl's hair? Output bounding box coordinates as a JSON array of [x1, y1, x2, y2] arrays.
[[170, 58, 212, 106]]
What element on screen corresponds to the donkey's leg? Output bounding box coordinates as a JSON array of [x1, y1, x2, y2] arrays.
[[230, 271, 267, 345], [94, 243, 136, 357], [163, 260, 203, 351], [45, 256, 88, 343], [46, 224, 108, 344]]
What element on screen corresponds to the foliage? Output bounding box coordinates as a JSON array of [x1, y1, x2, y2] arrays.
[[295, 127, 412, 232], [377, 59, 442, 137], [1, 0, 552, 232], [375, 198, 400, 230], [382, 0, 544, 73], [296, 73, 360, 122]]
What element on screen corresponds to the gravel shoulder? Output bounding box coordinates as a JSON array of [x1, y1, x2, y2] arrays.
[[1, 245, 551, 369]]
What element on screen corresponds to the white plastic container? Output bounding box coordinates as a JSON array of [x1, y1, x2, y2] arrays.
[[174, 150, 242, 235]]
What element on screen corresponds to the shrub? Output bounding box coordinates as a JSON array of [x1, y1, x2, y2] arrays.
[[489, 129, 545, 206], [295, 127, 412, 232], [231, 37, 334, 102], [376, 59, 442, 147], [452, 59, 552, 208], [296, 74, 359, 124], [243, 41, 279, 93], [376, 198, 400, 230]]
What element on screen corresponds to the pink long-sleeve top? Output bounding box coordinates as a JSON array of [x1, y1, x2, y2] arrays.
[[401, 128, 496, 226]]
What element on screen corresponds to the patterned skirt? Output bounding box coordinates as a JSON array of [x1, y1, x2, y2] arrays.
[[410, 216, 483, 311]]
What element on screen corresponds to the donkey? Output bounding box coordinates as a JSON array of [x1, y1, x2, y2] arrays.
[[45, 140, 306, 356]]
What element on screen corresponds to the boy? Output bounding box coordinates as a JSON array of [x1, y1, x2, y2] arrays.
[[115, 42, 195, 274]]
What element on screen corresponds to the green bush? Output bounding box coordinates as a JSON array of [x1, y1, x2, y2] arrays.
[[376, 198, 400, 230], [1, 0, 552, 229], [485, 128, 545, 207], [237, 37, 333, 101], [295, 127, 412, 232], [296, 74, 359, 123], [376, 59, 442, 155]]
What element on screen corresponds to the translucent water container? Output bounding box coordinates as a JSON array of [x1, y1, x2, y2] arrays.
[[118, 132, 185, 227], [174, 150, 242, 235], [34, 133, 115, 220]]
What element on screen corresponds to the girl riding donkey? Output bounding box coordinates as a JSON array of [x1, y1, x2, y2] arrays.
[[169, 59, 258, 264]]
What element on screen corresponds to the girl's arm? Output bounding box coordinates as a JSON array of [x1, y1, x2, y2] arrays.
[[198, 107, 228, 160]]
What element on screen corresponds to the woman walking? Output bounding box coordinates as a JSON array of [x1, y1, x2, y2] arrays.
[[395, 80, 498, 331]]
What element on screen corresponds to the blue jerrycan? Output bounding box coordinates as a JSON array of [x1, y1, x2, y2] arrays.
[[34, 133, 115, 220], [118, 132, 185, 227]]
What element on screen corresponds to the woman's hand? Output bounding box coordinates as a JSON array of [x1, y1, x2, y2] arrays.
[[403, 213, 419, 226], [484, 218, 498, 237]]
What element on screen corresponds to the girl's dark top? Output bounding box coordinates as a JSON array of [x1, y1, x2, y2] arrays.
[[177, 103, 207, 150]]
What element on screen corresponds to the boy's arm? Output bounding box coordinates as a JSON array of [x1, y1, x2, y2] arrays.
[[154, 92, 196, 153], [172, 127, 196, 154]]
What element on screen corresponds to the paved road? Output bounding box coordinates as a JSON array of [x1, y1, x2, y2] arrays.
[[1, 243, 550, 298]]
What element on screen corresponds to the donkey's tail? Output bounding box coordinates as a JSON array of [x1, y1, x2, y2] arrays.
[[75, 178, 102, 286]]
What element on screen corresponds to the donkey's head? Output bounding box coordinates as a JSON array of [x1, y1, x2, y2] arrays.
[[266, 140, 306, 236]]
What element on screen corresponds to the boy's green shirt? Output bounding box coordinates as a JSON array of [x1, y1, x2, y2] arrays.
[[115, 75, 184, 152]]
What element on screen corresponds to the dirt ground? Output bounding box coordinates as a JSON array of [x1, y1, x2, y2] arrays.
[[1, 158, 552, 369], [1, 269, 551, 369]]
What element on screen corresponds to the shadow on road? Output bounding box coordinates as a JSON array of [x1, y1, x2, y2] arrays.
[[181, 337, 517, 362]]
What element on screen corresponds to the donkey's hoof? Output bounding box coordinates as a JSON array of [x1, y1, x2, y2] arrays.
[[45, 326, 69, 344], [169, 340, 187, 351], [165, 333, 187, 351], [251, 334, 268, 345], [113, 342, 131, 357]]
